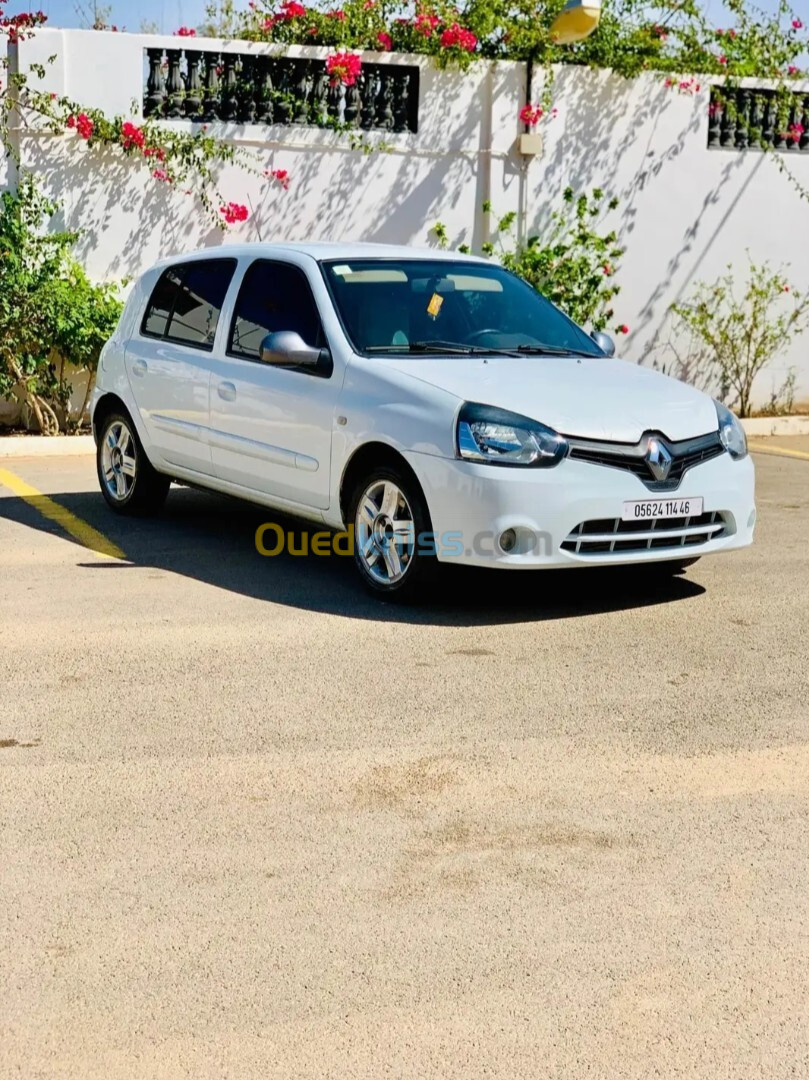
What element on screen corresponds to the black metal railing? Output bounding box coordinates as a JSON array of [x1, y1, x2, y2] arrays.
[[143, 48, 419, 133], [707, 85, 809, 152]]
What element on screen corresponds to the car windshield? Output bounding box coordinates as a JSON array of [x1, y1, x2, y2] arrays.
[[321, 258, 604, 357]]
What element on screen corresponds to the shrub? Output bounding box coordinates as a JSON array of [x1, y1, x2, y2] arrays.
[[432, 187, 625, 333], [0, 175, 123, 433], [672, 260, 809, 417]]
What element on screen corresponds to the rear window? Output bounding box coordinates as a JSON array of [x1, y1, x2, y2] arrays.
[[141, 260, 236, 350]]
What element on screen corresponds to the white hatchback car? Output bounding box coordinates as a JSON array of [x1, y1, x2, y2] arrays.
[[92, 242, 755, 598]]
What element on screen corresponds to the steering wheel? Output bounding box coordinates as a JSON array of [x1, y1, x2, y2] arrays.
[[465, 329, 502, 344]]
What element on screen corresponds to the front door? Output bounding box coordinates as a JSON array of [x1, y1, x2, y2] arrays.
[[208, 260, 340, 510]]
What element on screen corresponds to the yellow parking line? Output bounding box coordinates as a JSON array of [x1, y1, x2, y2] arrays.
[[748, 442, 809, 461], [0, 467, 126, 561]]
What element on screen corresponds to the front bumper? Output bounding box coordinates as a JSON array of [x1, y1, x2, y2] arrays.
[[404, 449, 755, 569]]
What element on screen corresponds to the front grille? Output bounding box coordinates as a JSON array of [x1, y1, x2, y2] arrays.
[[561, 511, 727, 555], [567, 431, 725, 491]]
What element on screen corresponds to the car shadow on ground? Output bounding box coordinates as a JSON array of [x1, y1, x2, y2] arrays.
[[1, 485, 705, 625]]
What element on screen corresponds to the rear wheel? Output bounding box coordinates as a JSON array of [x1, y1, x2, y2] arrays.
[[97, 411, 169, 515], [348, 465, 435, 601]]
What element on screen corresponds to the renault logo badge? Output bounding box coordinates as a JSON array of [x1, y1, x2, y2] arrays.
[[645, 438, 673, 482]]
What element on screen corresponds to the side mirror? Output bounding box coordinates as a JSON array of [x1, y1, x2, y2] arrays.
[[259, 331, 325, 368], [590, 330, 615, 357]]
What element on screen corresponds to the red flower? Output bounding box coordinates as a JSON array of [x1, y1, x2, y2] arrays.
[[175, 26, 196, 35], [264, 167, 290, 190], [793, 18, 803, 29], [520, 103, 543, 126], [414, 12, 439, 36], [603, 263, 612, 276], [325, 8, 346, 18], [718, 54, 728, 65], [440, 22, 476, 50], [152, 168, 169, 182], [788, 65, 799, 75], [121, 121, 145, 150], [377, 30, 393, 50], [787, 122, 805, 142], [276, 0, 306, 19], [364, 0, 376, 7], [783, 285, 790, 292], [616, 324, 630, 334], [219, 202, 249, 224], [69, 112, 94, 140], [325, 51, 362, 86]]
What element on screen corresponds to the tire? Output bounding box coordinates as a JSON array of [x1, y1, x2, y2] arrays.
[[97, 411, 170, 515], [348, 464, 435, 601]]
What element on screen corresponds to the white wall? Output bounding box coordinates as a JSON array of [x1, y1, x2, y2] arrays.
[[7, 28, 809, 407]]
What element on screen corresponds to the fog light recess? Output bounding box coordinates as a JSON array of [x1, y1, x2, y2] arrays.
[[499, 528, 518, 553]]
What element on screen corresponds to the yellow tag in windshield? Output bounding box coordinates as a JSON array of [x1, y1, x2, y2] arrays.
[[426, 292, 444, 319]]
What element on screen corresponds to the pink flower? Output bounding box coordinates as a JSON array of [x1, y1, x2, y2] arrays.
[[793, 18, 803, 29], [788, 65, 799, 75], [788, 122, 805, 142], [219, 202, 249, 224], [264, 167, 290, 190], [440, 22, 477, 50], [152, 168, 169, 182], [603, 263, 612, 276], [325, 8, 346, 19], [718, 54, 728, 65], [520, 103, 543, 126], [363, 0, 376, 7], [175, 25, 196, 36], [414, 12, 439, 36], [616, 324, 630, 334], [377, 31, 393, 50], [325, 51, 362, 86], [784, 285, 791, 292]]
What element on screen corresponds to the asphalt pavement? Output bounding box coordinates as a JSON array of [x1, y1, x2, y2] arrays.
[[1, 448, 808, 1079]]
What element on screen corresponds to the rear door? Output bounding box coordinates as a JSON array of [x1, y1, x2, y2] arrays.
[[208, 259, 341, 509], [125, 259, 236, 476]]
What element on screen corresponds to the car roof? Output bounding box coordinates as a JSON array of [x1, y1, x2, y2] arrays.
[[150, 241, 490, 271]]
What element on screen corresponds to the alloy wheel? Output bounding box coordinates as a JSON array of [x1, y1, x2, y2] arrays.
[[355, 479, 416, 585], [101, 419, 137, 502]]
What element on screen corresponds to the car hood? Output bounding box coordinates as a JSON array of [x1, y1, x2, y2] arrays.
[[383, 354, 718, 443]]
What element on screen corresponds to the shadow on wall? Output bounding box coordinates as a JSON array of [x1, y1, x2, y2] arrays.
[[20, 67, 495, 279]]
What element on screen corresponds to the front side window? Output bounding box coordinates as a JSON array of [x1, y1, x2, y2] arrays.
[[141, 260, 236, 350], [321, 259, 603, 357], [229, 260, 324, 360]]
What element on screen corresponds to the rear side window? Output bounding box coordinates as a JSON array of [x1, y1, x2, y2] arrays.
[[228, 260, 324, 360], [141, 259, 236, 350]]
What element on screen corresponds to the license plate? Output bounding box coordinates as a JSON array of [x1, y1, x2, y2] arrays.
[[621, 497, 703, 522]]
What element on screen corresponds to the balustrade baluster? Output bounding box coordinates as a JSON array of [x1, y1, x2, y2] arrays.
[[166, 48, 184, 118], [256, 57, 274, 123], [221, 54, 239, 121], [184, 51, 203, 118], [202, 53, 221, 122], [144, 48, 166, 117]]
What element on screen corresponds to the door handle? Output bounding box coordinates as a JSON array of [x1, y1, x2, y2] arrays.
[[217, 381, 237, 402], [131, 359, 147, 377]]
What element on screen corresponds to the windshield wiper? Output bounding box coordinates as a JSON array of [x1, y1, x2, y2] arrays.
[[515, 343, 582, 356], [366, 340, 517, 356]]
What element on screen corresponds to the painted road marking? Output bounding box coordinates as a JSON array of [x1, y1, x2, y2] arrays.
[[0, 467, 126, 561], [748, 442, 809, 462]]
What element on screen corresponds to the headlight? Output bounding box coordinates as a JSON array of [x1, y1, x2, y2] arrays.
[[456, 402, 568, 467], [714, 400, 747, 460]]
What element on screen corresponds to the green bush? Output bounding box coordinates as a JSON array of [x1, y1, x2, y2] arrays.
[[0, 176, 122, 433]]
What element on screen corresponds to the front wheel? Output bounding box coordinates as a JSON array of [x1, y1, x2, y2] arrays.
[[97, 411, 169, 515], [348, 466, 435, 601]]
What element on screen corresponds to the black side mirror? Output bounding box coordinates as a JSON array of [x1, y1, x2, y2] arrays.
[[590, 330, 616, 357]]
